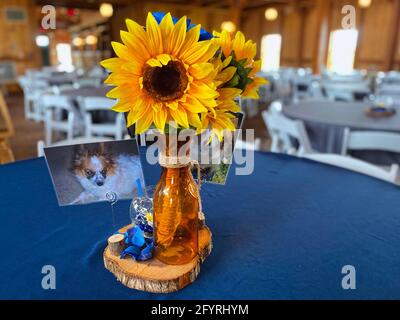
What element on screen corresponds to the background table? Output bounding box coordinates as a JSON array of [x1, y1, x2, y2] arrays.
[[284, 100, 400, 165], [1, 152, 400, 299]]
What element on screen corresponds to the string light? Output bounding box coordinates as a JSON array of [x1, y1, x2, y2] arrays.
[[99, 3, 113, 17], [85, 35, 98, 45], [221, 21, 236, 33], [265, 8, 278, 21], [72, 36, 84, 47], [358, 0, 372, 8]]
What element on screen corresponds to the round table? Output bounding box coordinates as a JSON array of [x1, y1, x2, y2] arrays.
[[1, 152, 399, 299], [284, 100, 400, 165]]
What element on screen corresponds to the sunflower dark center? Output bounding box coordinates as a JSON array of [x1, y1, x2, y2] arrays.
[[143, 60, 188, 102]]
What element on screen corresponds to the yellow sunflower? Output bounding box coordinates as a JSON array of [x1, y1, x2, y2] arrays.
[[212, 30, 267, 99], [101, 12, 219, 134], [199, 55, 242, 141]]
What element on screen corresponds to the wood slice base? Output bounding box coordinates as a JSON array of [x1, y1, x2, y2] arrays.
[[104, 225, 212, 293]]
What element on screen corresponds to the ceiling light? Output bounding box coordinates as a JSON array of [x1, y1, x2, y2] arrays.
[[221, 21, 236, 33], [99, 3, 113, 18], [85, 35, 98, 45], [265, 8, 278, 21], [358, 0, 372, 8], [35, 35, 49, 47], [72, 36, 84, 46]]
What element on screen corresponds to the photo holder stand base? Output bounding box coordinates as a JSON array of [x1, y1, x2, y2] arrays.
[[103, 220, 212, 293]]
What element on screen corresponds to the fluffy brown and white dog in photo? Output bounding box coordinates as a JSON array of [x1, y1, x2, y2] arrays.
[[70, 143, 143, 204]]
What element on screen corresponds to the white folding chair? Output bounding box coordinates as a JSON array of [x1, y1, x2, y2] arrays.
[[262, 107, 312, 156], [37, 136, 113, 157], [18, 76, 49, 121], [81, 97, 125, 140], [322, 81, 370, 102], [41, 95, 75, 145], [304, 153, 399, 185], [342, 128, 400, 156], [235, 138, 261, 151]]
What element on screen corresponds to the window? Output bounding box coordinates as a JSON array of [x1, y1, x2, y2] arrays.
[[261, 34, 281, 72], [56, 43, 73, 72], [327, 29, 358, 75]]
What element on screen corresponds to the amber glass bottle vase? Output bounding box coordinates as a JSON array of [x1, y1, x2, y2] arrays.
[[153, 136, 199, 265]]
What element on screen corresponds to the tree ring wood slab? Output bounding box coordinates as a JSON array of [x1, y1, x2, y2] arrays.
[[104, 224, 212, 293]]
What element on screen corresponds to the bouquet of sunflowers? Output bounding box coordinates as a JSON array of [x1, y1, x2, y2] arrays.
[[101, 12, 266, 141]]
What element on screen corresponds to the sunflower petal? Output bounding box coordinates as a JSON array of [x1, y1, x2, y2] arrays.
[[112, 99, 132, 112], [127, 100, 150, 127], [219, 30, 232, 58], [221, 55, 232, 69], [160, 13, 174, 48], [101, 58, 123, 72], [218, 88, 242, 100], [146, 58, 162, 67], [104, 73, 139, 86], [135, 109, 154, 134], [189, 63, 214, 79], [178, 24, 200, 58], [187, 112, 202, 129], [215, 66, 236, 85], [232, 31, 245, 55], [168, 16, 187, 55], [120, 31, 151, 62], [157, 53, 172, 66], [170, 106, 189, 128], [153, 107, 167, 132], [146, 12, 163, 55], [190, 81, 219, 100], [182, 96, 208, 113], [111, 41, 136, 61], [121, 61, 143, 75], [193, 42, 219, 64], [166, 100, 179, 110], [106, 85, 134, 99], [181, 41, 211, 65]]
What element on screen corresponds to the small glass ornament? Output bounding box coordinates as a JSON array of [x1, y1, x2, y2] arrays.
[[129, 183, 155, 239]]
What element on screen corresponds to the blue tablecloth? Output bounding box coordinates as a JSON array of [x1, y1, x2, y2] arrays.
[[0, 152, 399, 299]]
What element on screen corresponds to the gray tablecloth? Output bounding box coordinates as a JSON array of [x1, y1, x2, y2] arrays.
[[284, 100, 400, 165], [61, 86, 110, 98]]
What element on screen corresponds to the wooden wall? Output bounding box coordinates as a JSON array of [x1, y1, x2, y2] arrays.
[[242, 0, 400, 73], [0, 0, 41, 75]]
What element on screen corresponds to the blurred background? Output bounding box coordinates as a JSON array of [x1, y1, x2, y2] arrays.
[[0, 0, 399, 185]]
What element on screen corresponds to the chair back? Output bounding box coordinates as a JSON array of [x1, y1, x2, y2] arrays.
[[304, 153, 399, 185], [342, 128, 400, 155], [41, 95, 74, 145], [41, 95, 72, 111], [322, 80, 370, 101], [81, 97, 115, 111], [262, 108, 312, 155], [81, 97, 124, 140]]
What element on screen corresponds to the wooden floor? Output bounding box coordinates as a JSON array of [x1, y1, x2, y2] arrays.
[[3, 93, 270, 163], [5, 93, 44, 161]]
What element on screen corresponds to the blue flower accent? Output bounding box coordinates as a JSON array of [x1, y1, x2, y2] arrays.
[[120, 226, 154, 261], [152, 12, 213, 41]]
